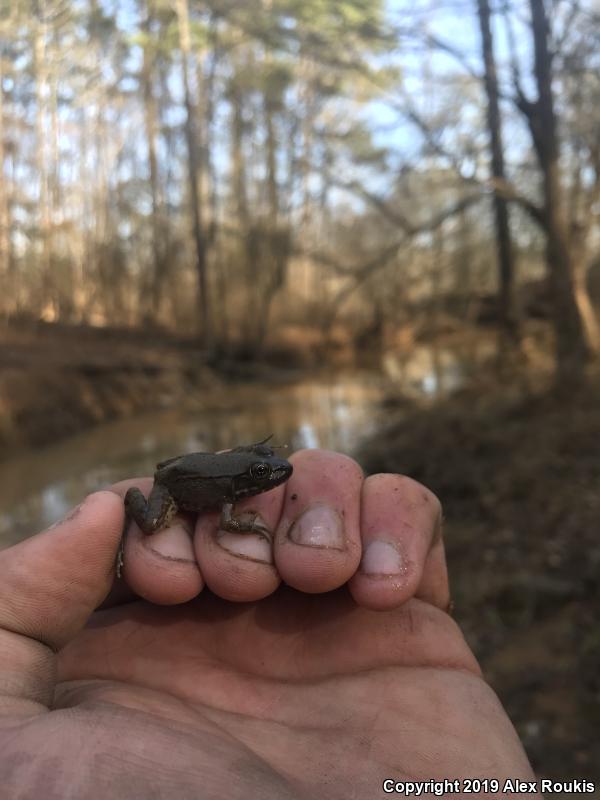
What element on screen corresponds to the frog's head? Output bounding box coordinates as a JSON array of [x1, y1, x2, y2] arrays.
[[230, 443, 293, 499]]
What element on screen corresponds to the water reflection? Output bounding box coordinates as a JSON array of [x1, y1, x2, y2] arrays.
[[296, 423, 319, 449], [41, 486, 69, 522], [381, 340, 493, 397], [0, 346, 484, 546]]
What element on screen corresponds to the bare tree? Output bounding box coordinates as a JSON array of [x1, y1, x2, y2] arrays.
[[0, 37, 11, 292], [476, 0, 518, 341], [513, 0, 599, 376], [140, 0, 168, 319], [174, 0, 210, 346]]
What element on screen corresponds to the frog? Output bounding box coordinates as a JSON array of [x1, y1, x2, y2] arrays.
[[117, 437, 293, 577]]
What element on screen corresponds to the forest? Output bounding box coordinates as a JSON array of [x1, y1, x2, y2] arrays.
[[0, 0, 598, 377], [1, 0, 599, 785]]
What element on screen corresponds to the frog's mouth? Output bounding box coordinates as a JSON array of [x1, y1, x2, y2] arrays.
[[234, 462, 293, 498], [271, 463, 293, 483]]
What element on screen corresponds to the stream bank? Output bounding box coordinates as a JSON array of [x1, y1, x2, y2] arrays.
[[0, 320, 310, 457]]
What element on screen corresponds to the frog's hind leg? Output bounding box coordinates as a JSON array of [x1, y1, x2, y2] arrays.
[[116, 485, 178, 577], [219, 501, 273, 542]]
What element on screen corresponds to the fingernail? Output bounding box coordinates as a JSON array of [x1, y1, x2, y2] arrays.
[[288, 505, 345, 550], [216, 531, 273, 564], [147, 524, 196, 563], [360, 540, 405, 576]]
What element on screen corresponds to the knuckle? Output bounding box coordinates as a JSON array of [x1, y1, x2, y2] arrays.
[[367, 473, 442, 518], [291, 448, 364, 476]]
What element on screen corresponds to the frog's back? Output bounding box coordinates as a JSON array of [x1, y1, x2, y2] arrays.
[[154, 452, 239, 511], [156, 452, 212, 471], [158, 452, 252, 480]]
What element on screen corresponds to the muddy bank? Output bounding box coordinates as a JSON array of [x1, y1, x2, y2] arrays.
[[358, 376, 600, 782], [0, 321, 221, 455], [0, 319, 347, 456]]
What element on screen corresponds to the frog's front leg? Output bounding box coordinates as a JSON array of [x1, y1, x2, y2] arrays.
[[219, 502, 273, 541], [117, 484, 178, 577]]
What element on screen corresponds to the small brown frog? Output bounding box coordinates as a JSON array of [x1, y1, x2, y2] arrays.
[[117, 438, 293, 576]]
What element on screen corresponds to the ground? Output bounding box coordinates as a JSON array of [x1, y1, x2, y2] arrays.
[[0, 319, 215, 452]]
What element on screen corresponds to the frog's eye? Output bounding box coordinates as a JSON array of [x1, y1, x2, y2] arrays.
[[250, 462, 271, 480]]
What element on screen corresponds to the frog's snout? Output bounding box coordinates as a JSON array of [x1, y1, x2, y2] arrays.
[[271, 459, 293, 485]]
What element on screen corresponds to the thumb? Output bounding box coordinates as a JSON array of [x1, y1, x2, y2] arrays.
[[0, 490, 123, 715]]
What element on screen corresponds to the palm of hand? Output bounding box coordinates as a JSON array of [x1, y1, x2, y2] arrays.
[[44, 590, 523, 799]]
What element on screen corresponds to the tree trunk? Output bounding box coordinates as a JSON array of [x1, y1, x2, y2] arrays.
[[192, 22, 223, 344], [0, 51, 11, 300], [141, 1, 166, 320], [301, 68, 315, 230], [528, 0, 594, 377], [175, 0, 210, 347], [476, 0, 519, 342], [229, 79, 255, 346], [230, 82, 249, 231], [264, 100, 278, 228], [34, 2, 53, 319], [254, 92, 290, 354]]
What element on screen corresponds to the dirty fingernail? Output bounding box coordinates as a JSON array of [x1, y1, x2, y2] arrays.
[[288, 505, 345, 550], [217, 531, 273, 563], [147, 524, 196, 563], [360, 540, 404, 576]]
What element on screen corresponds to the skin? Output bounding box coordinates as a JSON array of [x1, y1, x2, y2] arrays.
[[0, 449, 540, 799]]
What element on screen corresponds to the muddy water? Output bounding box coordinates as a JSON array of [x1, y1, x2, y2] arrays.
[[0, 344, 484, 546]]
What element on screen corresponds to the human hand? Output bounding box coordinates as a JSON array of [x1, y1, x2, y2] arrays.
[[0, 450, 538, 799]]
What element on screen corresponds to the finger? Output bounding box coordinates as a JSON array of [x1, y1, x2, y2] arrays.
[[111, 478, 203, 604], [193, 485, 286, 602], [0, 491, 123, 715], [274, 449, 363, 593], [416, 536, 451, 609], [348, 474, 449, 611]]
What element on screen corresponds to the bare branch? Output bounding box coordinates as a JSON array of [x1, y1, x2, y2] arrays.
[[421, 32, 482, 82], [487, 177, 545, 226], [327, 177, 415, 234], [397, 101, 544, 225], [296, 192, 483, 284], [552, 0, 583, 63], [500, 0, 536, 113]]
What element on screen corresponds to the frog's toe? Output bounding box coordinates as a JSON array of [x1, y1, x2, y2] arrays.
[[222, 511, 273, 542], [249, 516, 273, 543]]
